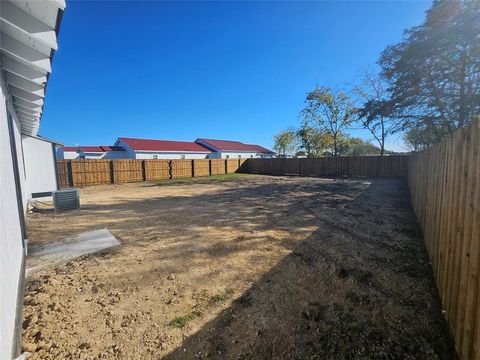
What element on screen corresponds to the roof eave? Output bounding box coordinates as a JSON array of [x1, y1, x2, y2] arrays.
[[0, 0, 65, 136]]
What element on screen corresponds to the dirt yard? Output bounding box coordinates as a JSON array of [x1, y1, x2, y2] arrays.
[[23, 175, 456, 359]]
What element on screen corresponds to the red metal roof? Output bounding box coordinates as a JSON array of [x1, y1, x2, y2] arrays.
[[61, 146, 125, 152], [196, 138, 274, 153], [62, 146, 78, 152], [118, 137, 211, 153], [81, 146, 125, 152]]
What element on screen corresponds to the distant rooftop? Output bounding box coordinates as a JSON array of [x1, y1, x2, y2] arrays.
[[196, 138, 274, 153], [62, 137, 273, 154], [118, 137, 211, 153], [62, 146, 125, 152]]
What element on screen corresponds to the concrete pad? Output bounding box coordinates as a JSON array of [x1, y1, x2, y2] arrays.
[[26, 229, 120, 275]]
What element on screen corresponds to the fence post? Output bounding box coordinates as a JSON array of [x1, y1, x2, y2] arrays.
[[71, 160, 77, 187], [110, 160, 117, 184], [67, 160, 73, 187], [64, 161, 70, 188], [225, 159, 228, 174], [192, 159, 195, 177], [141, 160, 146, 181], [168, 160, 173, 179], [209, 159, 212, 176]]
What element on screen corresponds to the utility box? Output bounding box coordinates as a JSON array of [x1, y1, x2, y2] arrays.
[[53, 189, 80, 211]]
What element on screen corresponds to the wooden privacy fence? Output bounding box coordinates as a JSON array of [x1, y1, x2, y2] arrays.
[[57, 158, 248, 188], [247, 155, 408, 177], [57, 156, 407, 188], [210, 158, 226, 175], [408, 118, 480, 360]]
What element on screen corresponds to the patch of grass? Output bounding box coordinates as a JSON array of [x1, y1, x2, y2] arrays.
[[169, 313, 196, 328], [209, 287, 236, 302], [197, 289, 209, 299], [225, 287, 235, 295], [210, 294, 226, 302], [155, 173, 254, 186], [191, 307, 204, 317]]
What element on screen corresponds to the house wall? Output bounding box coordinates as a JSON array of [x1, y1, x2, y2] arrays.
[[114, 140, 210, 159], [134, 152, 210, 160], [115, 139, 137, 159], [103, 151, 128, 159], [78, 152, 103, 159], [56, 148, 78, 160], [60, 150, 129, 160], [76, 151, 128, 159], [64, 151, 78, 160], [209, 151, 271, 159], [0, 73, 27, 359], [22, 136, 58, 200]]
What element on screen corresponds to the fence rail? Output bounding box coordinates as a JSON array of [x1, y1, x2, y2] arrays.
[[408, 118, 480, 360], [247, 155, 408, 178], [57, 158, 246, 188]]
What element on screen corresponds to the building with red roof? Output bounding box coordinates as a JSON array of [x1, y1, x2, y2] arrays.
[[195, 138, 274, 159], [114, 137, 212, 159], [57, 145, 127, 160], [57, 137, 274, 160]]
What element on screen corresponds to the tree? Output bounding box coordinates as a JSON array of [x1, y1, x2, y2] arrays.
[[379, 0, 480, 144], [353, 69, 401, 156], [272, 129, 296, 157], [403, 122, 443, 151], [295, 122, 332, 157], [301, 87, 356, 156], [338, 136, 383, 156]]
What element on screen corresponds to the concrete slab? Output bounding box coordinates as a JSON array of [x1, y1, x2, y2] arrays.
[[26, 228, 120, 275]]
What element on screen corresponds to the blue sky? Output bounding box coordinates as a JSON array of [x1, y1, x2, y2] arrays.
[[40, 0, 432, 152]]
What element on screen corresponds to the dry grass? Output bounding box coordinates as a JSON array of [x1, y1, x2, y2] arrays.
[[23, 176, 455, 359]]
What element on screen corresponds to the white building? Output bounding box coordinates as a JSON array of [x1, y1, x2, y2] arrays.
[[114, 137, 212, 159], [22, 135, 62, 200], [57, 146, 79, 160], [0, 0, 65, 358], [57, 145, 127, 160], [195, 138, 274, 158], [58, 137, 275, 160]]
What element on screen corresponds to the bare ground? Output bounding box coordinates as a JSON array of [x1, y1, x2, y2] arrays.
[[23, 175, 456, 359]]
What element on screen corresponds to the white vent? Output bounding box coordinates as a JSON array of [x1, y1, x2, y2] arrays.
[[53, 189, 80, 211]]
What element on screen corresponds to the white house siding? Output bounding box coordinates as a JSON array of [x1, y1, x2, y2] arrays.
[[209, 151, 270, 159], [56, 148, 78, 160], [0, 76, 27, 359], [22, 136, 58, 200], [133, 152, 209, 160], [77, 151, 127, 159], [114, 139, 209, 159], [79, 152, 103, 159], [63, 150, 78, 160], [115, 139, 138, 159]]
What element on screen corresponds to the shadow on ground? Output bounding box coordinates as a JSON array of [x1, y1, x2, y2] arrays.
[[23, 177, 456, 359], [159, 179, 456, 359]]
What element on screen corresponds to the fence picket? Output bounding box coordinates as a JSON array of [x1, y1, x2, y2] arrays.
[[408, 118, 480, 359]]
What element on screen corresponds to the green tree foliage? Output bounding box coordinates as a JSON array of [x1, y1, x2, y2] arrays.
[[301, 87, 357, 156], [403, 122, 443, 151], [272, 129, 296, 156], [337, 136, 384, 156], [379, 0, 480, 146], [296, 122, 333, 157]]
